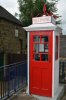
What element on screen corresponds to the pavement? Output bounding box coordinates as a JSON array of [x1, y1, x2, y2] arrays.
[[9, 93, 37, 100], [61, 90, 66, 100], [9, 95, 66, 100], [9, 93, 66, 100], [8, 86, 66, 100], [61, 96, 66, 100]]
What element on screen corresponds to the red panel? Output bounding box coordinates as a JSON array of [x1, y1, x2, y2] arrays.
[[32, 68, 41, 88], [30, 31, 53, 97]]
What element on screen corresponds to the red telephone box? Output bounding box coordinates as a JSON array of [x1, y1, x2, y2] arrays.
[[24, 15, 64, 100], [30, 31, 52, 97]]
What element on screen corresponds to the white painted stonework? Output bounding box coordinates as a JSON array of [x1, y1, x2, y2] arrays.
[[23, 15, 64, 100], [24, 15, 62, 32], [24, 23, 61, 32], [54, 31, 59, 95], [26, 32, 30, 94], [33, 85, 64, 100]]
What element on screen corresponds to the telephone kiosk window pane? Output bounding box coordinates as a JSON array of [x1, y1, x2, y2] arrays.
[[39, 44, 44, 52], [34, 36, 40, 42], [34, 54, 40, 61], [41, 54, 48, 61], [33, 35, 48, 61], [34, 44, 44, 53], [34, 43, 48, 53], [34, 44, 39, 53], [45, 44, 48, 52], [41, 36, 48, 42]]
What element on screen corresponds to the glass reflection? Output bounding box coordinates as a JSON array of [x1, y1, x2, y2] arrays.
[[41, 36, 48, 42], [34, 36, 40, 42], [34, 54, 40, 61], [41, 54, 48, 61]]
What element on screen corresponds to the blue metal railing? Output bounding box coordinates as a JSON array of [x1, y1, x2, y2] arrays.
[[0, 61, 27, 99]]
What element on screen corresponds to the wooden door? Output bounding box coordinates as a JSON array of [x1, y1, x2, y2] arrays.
[[30, 31, 53, 97]]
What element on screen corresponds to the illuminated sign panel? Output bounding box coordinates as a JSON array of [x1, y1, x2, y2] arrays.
[[32, 16, 55, 24]]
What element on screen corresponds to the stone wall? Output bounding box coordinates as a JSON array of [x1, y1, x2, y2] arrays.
[[0, 19, 26, 54]]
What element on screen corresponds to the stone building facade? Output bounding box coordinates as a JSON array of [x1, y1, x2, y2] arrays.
[[0, 6, 26, 66], [0, 19, 26, 54]]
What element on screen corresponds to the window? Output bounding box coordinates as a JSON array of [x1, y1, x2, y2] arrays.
[[44, 44, 48, 52], [55, 36, 58, 60], [34, 54, 40, 61], [33, 36, 40, 42], [15, 29, 18, 37], [41, 54, 48, 61], [34, 43, 48, 53], [33, 35, 49, 61], [41, 36, 48, 42]]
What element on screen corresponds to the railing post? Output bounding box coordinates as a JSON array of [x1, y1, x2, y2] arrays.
[[1, 78, 2, 99], [14, 64, 17, 92], [7, 66, 10, 98], [62, 61, 65, 80]]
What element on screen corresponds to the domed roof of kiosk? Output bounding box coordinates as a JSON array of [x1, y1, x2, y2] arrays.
[[23, 15, 62, 33]]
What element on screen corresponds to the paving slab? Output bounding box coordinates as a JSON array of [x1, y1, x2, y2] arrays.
[[61, 95, 66, 100], [9, 93, 37, 100]]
